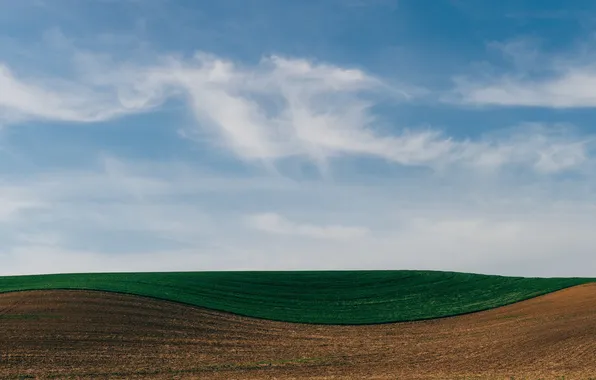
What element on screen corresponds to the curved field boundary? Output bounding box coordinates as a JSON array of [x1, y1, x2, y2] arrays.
[[0, 270, 593, 324]]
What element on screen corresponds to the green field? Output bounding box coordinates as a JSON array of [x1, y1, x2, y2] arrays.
[[0, 271, 593, 324]]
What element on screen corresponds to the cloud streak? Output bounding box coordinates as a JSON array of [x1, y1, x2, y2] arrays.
[[247, 212, 370, 240], [1, 51, 593, 174], [452, 39, 596, 108], [454, 69, 596, 108], [0, 64, 148, 123]]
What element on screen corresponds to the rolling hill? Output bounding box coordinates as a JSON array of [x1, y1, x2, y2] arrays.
[[0, 270, 592, 324]]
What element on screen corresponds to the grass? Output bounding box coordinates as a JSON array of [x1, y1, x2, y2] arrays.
[[0, 270, 593, 324]]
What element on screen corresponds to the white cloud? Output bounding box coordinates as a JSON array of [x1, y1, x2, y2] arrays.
[[247, 212, 370, 240], [454, 70, 596, 108], [452, 39, 596, 108], [457, 124, 593, 173], [0, 64, 154, 123], [0, 51, 592, 173]]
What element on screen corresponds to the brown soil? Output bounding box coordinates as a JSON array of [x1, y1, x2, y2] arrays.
[[1, 285, 596, 380]]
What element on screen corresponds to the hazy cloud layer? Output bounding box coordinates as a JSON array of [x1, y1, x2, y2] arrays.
[[247, 212, 370, 240], [1, 156, 596, 277]]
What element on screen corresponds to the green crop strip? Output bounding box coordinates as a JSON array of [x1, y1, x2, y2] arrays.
[[0, 271, 593, 324]]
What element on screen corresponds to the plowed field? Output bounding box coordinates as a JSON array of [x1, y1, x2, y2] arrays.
[[2, 285, 596, 379]]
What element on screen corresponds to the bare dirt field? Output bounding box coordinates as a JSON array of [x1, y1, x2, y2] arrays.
[[1, 284, 596, 379]]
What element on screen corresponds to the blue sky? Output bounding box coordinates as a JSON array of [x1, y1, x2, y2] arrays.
[[1, 0, 596, 276]]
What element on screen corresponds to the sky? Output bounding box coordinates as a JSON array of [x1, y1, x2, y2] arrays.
[[1, 0, 596, 276]]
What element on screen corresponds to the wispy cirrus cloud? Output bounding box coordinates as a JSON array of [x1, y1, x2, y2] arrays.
[[0, 64, 151, 123], [451, 38, 596, 108], [453, 69, 596, 108], [0, 49, 593, 174]]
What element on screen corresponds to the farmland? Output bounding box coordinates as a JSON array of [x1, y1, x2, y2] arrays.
[[2, 284, 596, 379], [0, 270, 593, 324]]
